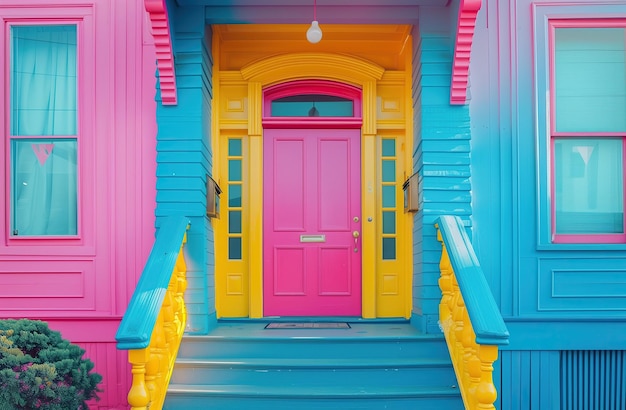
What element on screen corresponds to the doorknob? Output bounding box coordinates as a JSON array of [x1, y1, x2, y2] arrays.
[[353, 231, 360, 253], [352, 231, 360, 238]]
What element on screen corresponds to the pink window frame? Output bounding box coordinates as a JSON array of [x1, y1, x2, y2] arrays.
[[549, 19, 626, 244], [0, 7, 95, 254], [262, 80, 363, 129]]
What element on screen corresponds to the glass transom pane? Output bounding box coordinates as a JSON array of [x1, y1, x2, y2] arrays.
[[11, 139, 78, 236], [271, 94, 353, 117], [555, 138, 624, 234], [11, 25, 77, 136], [555, 27, 626, 133]]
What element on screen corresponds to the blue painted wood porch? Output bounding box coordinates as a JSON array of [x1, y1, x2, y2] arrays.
[[163, 320, 463, 409]]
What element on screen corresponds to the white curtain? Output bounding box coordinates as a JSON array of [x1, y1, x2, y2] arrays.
[[11, 25, 77, 236]]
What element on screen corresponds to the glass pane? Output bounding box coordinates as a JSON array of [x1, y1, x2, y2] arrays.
[[382, 160, 395, 182], [229, 211, 242, 234], [555, 28, 626, 133], [382, 139, 395, 157], [11, 25, 77, 136], [271, 94, 353, 117], [11, 139, 77, 236], [228, 237, 242, 260], [382, 238, 396, 260], [382, 211, 396, 234], [382, 185, 396, 208], [229, 184, 242, 207], [229, 159, 242, 182], [555, 138, 624, 234], [229, 139, 242, 156]]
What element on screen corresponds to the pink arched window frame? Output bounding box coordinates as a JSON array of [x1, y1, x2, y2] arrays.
[[262, 80, 363, 129]]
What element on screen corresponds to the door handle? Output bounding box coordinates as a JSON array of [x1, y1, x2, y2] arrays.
[[353, 231, 360, 252]]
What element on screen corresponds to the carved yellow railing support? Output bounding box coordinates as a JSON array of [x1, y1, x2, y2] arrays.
[[128, 349, 150, 410], [435, 216, 509, 410], [116, 217, 191, 410]]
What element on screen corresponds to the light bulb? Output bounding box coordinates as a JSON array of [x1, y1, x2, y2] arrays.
[[307, 20, 322, 44]]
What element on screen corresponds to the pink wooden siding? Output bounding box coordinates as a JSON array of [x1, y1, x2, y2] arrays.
[[0, 1, 157, 408]]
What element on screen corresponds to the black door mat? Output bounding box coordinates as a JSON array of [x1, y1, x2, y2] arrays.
[[265, 322, 351, 329]]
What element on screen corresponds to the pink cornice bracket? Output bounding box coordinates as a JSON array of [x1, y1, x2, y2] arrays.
[[145, 0, 177, 105], [450, 0, 481, 105]]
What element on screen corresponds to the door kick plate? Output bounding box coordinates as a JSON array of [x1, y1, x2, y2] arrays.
[[300, 234, 326, 243]]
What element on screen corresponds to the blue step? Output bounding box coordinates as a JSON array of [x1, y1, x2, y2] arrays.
[[177, 322, 450, 360], [164, 322, 463, 409]]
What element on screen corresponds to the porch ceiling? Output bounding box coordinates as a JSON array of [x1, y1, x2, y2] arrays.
[[175, 0, 450, 24], [214, 24, 412, 71]]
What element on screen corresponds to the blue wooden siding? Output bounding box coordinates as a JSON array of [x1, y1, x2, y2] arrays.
[[497, 350, 626, 410], [155, 5, 214, 334], [411, 5, 473, 333], [497, 350, 561, 410], [467, 0, 626, 406]]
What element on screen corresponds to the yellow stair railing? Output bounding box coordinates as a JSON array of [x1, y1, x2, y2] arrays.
[[115, 216, 190, 410], [435, 215, 509, 410]]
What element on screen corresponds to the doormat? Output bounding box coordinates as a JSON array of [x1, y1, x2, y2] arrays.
[[265, 322, 351, 329]]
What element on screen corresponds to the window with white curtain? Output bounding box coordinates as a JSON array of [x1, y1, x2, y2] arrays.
[[9, 25, 78, 236], [551, 24, 626, 243]]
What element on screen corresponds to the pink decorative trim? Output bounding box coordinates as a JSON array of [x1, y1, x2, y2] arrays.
[[145, 0, 177, 105], [450, 0, 482, 105], [262, 80, 363, 128], [263, 118, 363, 129]]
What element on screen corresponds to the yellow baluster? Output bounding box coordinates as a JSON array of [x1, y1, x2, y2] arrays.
[[128, 349, 151, 410], [163, 282, 177, 358], [438, 243, 453, 326], [459, 309, 471, 406], [144, 333, 159, 401], [175, 250, 188, 334], [452, 279, 465, 373]]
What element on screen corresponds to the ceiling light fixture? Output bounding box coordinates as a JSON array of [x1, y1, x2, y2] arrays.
[[306, 0, 322, 44]]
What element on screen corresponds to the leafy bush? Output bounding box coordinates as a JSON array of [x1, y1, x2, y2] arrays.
[[0, 319, 102, 409]]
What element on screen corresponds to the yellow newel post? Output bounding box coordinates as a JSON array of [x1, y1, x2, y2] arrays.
[[128, 349, 150, 410], [476, 345, 498, 410]]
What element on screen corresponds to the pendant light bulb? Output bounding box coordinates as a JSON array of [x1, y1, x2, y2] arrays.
[[307, 20, 322, 44]]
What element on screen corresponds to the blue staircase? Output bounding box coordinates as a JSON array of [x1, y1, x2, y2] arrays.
[[163, 321, 462, 409]]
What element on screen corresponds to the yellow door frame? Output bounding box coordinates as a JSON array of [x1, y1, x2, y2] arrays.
[[213, 36, 413, 320]]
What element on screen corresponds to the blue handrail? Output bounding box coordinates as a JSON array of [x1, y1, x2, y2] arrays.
[[436, 215, 509, 345], [115, 216, 190, 350]]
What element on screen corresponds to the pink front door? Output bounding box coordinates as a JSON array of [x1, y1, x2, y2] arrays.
[[263, 128, 361, 316]]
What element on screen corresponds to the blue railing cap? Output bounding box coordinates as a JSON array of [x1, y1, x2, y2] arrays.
[[436, 215, 510, 346], [116, 216, 190, 350]]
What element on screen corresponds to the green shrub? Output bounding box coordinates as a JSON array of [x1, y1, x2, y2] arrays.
[[0, 319, 102, 410]]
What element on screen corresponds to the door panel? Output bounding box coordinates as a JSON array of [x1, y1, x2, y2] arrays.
[[263, 128, 361, 316], [273, 140, 305, 231]]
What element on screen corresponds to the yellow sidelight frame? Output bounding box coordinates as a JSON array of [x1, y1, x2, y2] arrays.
[[213, 26, 414, 319]]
